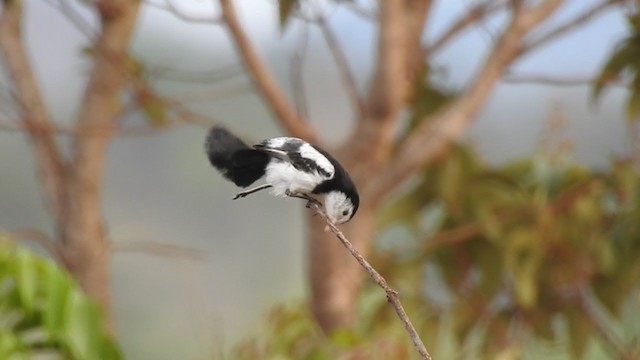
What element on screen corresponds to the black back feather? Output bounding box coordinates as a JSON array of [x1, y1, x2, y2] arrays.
[[205, 126, 270, 187]]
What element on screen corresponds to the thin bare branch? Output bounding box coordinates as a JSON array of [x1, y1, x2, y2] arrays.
[[368, 0, 566, 202], [173, 83, 254, 103], [307, 202, 431, 360], [0, 83, 218, 137], [111, 240, 208, 261], [505, 72, 595, 86], [219, 0, 317, 142], [316, 15, 365, 118], [146, 0, 221, 24], [7, 228, 67, 265], [525, 0, 624, 52], [504, 72, 630, 87], [341, 1, 377, 20], [426, 1, 503, 56], [309, 203, 432, 360], [291, 25, 310, 119], [577, 287, 639, 360], [40, 0, 97, 40], [147, 63, 243, 84], [0, 0, 68, 214]]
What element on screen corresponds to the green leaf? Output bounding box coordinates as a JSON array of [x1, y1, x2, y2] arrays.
[[593, 39, 640, 100], [278, 0, 298, 29], [505, 228, 541, 308], [0, 238, 120, 359], [14, 251, 37, 312], [64, 291, 100, 359], [43, 260, 70, 334]]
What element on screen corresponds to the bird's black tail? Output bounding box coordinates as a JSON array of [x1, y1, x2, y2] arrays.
[[205, 126, 270, 187]]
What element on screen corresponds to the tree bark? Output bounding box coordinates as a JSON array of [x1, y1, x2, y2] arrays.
[[307, 1, 566, 333], [62, 0, 141, 326]]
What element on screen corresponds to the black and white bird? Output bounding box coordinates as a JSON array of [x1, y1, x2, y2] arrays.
[[205, 126, 359, 224]]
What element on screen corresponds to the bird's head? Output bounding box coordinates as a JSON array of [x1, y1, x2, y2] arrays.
[[325, 191, 359, 224]]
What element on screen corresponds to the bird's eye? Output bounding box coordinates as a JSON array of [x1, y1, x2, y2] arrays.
[[342, 210, 349, 216]]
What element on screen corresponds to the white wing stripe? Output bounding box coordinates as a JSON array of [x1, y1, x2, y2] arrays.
[[299, 143, 334, 177]]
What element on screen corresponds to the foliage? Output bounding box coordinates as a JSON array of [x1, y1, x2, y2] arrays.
[[377, 145, 640, 359], [232, 301, 424, 360], [593, 10, 640, 121], [232, 145, 640, 359], [0, 235, 121, 360]]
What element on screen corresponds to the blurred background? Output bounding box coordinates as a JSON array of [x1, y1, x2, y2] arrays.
[[1, 0, 640, 359]]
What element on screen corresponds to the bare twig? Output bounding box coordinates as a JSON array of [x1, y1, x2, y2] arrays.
[[316, 15, 365, 118], [146, 63, 243, 84], [0, 107, 212, 136], [426, 1, 503, 56], [524, 0, 623, 52], [291, 25, 310, 119], [173, 83, 254, 103], [40, 0, 97, 40], [504, 73, 596, 86], [309, 204, 432, 360], [576, 287, 639, 360], [367, 0, 565, 202], [146, 0, 221, 24], [111, 240, 208, 261], [6, 228, 67, 265], [219, 0, 317, 142], [341, 1, 377, 20]]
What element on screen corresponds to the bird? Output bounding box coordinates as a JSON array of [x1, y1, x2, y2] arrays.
[[205, 126, 359, 224]]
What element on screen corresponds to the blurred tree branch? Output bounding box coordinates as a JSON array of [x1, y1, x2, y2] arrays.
[[147, 0, 222, 24], [316, 14, 365, 119], [220, 0, 318, 142], [525, 0, 624, 53], [7, 228, 67, 265], [368, 0, 565, 202], [426, 1, 502, 56], [0, 0, 69, 215], [291, 25, 310, 119], [576, 287, 639, 360], [111, 240, 209, 261]]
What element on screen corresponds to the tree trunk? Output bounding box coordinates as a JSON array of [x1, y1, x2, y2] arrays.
[[60, 0, 142, 328], [308, 201, 375, 331]]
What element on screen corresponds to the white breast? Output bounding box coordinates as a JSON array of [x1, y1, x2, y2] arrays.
[[264, 160, 327, 197]]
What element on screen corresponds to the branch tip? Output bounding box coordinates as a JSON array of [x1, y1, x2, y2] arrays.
[[307, 204, 432, 360]]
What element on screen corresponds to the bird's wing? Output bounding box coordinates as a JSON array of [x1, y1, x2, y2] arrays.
[[255, 137, 335, 179]]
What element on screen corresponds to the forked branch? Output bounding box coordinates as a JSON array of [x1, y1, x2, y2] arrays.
[[308, 204, 432, 360], [219, 0, 317, 142]]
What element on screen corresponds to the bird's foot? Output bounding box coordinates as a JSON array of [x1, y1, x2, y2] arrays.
[[286, 190, 322, 208], [305, 199, 322, 208], [233, 184, 273, 200]]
